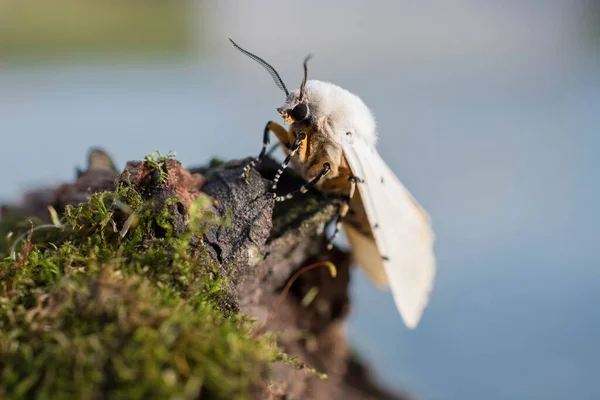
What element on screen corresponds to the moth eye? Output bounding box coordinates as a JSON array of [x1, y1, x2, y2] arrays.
[[290, 103, 309, 120]]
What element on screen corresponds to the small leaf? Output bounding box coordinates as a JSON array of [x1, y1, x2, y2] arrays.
[[47, 206, 62, 227]]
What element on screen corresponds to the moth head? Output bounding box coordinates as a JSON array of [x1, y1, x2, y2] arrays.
[[277, 54, 313, 124], [228, 39, 313, 124], [277, 102, 309, 124]]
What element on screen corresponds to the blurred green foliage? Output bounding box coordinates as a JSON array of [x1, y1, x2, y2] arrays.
[[0, 0, 191, 60]]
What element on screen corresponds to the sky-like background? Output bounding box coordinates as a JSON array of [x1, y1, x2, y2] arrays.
[[1, 1, 599, 399]]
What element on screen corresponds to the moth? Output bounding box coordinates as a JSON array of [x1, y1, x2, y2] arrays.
[[230, 39, 436, 329]]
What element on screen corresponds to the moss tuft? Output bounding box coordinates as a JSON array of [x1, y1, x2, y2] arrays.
[[0, 161, 281, 399], [143, 150, 177, 184], [275, 352, 328, 381], [0, 269, 278, 399]]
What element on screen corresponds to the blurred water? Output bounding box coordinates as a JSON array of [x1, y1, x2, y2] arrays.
[[1, 3, 600, 397]]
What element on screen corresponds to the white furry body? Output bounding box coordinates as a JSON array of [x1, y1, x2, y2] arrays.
[[298, 80, 378, 146]]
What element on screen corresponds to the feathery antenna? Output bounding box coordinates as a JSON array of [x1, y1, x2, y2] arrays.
[[229, 38, 289, 96]]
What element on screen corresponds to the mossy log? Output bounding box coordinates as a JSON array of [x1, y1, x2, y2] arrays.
[[0, 149, 409, 400]]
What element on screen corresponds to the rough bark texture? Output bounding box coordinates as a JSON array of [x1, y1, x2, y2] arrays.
[[1, 151, 409, 400]]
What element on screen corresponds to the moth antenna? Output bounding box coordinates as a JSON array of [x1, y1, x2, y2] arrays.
[[298, 54, 313, 102], [229, 38, 289, 96]]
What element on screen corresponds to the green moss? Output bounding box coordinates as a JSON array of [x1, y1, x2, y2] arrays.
[[0, 271, 278, 400], [275, 352, 327, 381], [0, 159, 282, 399], [143, 150, 177, 184]]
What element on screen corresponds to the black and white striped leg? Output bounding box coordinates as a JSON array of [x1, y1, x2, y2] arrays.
[[275, 162, 330, 202], [327, 176, 360, 250], [241, 121, 274, 179], [270, 133, 306, 196]]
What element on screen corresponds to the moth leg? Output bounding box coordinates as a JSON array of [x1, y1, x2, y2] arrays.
[[327, 176, 361, 250], [271, 132, 306, 195], [241, 121, 291, 179], [275, 162, 331, 202]]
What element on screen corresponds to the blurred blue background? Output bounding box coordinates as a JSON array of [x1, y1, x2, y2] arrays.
[[1, 1, 599, 399]]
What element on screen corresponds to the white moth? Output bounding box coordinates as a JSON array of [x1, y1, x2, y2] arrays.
[[231, 39, 436, 329]]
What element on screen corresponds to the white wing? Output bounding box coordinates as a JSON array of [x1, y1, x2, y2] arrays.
[[342, 134, 436, 329]]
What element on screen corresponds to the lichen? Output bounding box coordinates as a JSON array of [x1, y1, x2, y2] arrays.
[[0, 160, 281, 399]]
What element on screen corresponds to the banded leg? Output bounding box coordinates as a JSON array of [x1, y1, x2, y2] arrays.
[[275, 162, 331, 202], [271, 132, 306, 195], [241, 121, 290, 179], [327, 176, 361, 250]]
